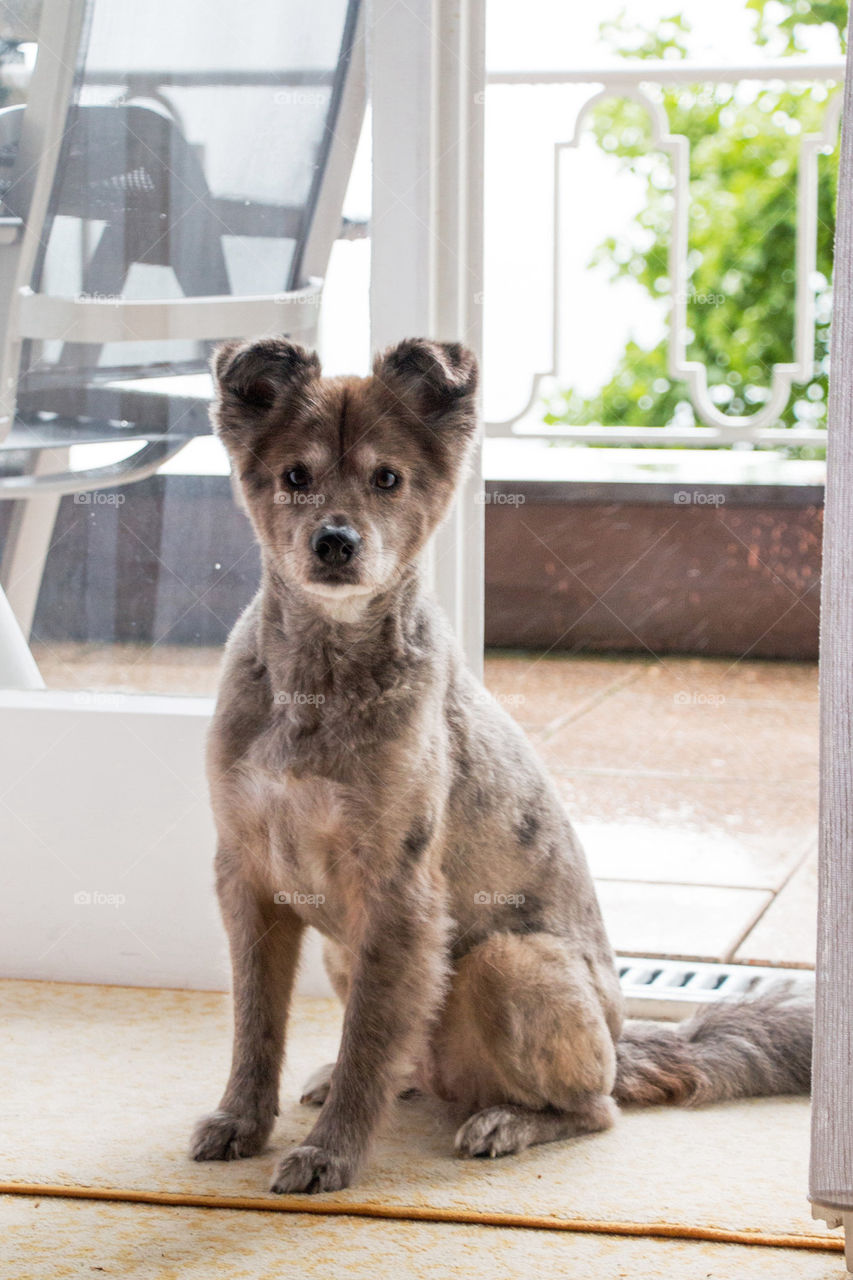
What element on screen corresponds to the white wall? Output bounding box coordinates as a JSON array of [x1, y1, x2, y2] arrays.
[[0, 691, 333, 994]]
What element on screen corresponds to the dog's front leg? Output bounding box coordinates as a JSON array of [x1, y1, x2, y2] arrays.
[[270, 867, 449, 1193], [191, 848, 305, 1161]]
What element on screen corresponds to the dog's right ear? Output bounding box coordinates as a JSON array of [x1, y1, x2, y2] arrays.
[[210, 337, 321, 451]]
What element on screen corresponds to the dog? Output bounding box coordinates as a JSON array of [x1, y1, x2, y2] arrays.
[[190, 336, 812, 1194]]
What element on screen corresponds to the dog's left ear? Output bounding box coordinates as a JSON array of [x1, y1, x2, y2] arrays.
[[373, 339, 478, 429]]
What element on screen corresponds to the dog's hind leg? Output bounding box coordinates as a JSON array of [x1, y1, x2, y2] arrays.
[[432, 932, 622, 1158]]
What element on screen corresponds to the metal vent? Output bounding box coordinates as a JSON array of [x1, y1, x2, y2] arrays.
[[616, 956, 814, 1022]]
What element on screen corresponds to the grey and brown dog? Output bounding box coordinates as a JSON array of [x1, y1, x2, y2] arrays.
[[190, 336, 812, 1194]]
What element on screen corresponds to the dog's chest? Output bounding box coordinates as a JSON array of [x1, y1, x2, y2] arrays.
[[228, 752, 368, 938]]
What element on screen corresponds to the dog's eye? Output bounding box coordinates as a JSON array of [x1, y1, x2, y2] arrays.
[[285, 465, 312, 490], [373, 468, 399, 490]]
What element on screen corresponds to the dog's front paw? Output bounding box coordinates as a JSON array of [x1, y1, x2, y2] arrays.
[[190, 1108, 273, 1161], [269, 1144, 353, 1193]]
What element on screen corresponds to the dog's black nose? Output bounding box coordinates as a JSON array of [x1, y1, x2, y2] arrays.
[[311, 524, 362, 566]]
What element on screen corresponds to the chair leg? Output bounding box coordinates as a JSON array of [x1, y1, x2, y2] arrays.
[[0, 448, 67, 637], [0, 586, 43, 688]]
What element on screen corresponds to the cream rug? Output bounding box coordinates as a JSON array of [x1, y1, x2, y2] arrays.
[[0, 980, 841, 1259], [2, 1197, 845, 1280]]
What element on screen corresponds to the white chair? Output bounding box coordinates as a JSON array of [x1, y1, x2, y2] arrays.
[[0, 0, 365, 658]]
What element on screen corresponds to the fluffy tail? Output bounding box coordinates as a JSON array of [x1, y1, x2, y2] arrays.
[[613, 986, 812, 1107]]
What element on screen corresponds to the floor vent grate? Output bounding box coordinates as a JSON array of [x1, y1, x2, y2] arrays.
[[616, 956, 814, 1021]]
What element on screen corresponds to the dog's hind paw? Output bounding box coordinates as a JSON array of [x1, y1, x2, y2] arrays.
[[299, 1062, 335, 1106], [270, 1144, 353, 1194], [189, 1109, 272, 1161], [299, 1063, 419, 1107], [454, 1106, 529, 1159]]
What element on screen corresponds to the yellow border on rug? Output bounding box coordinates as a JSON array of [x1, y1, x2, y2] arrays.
[[0, 1183, 843, 1253]]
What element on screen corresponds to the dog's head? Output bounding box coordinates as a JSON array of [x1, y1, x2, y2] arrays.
[[211, 336, 478, 610]]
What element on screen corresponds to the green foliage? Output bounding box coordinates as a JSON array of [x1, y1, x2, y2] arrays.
[[748, 0, 846, 54], [545, 3, 844, 451]]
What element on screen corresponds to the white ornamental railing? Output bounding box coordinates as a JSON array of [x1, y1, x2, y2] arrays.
[[484, 58, 846, 448]]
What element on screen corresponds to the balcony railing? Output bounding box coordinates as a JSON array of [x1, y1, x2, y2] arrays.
[[484, 57, 846, 449]]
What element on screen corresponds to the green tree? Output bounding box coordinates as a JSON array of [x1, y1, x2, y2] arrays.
[[545, 3, 844, 452], [748, 0, 846, 55]]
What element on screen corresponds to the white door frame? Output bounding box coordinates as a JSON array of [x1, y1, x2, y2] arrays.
[[369, 0, 486, 677]]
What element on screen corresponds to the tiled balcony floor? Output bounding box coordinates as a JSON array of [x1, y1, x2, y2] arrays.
[[485, 652, 817, 969], [32, 643, 819, 970]]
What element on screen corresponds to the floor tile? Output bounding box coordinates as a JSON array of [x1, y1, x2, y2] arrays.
[[554, 773, 816, 890], [540, 680, 818, 782], [636, 655, 818, 704], [734, 850, 817, 968], [483, 652, 648, 733], [594, 879, 773, 961]]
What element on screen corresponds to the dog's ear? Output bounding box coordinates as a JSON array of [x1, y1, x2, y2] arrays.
[[212, 337, 320, 413], [373, 339, 478, 427]]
